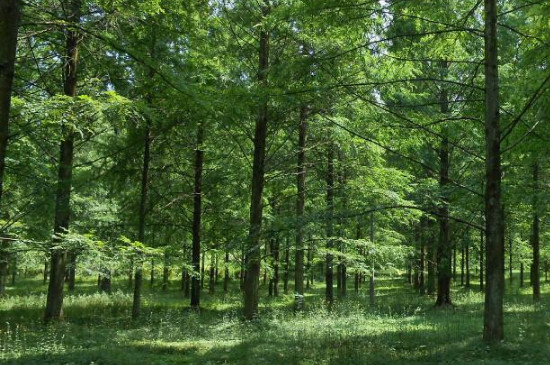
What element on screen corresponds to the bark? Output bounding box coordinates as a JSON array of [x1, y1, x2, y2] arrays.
[[0, 1, 21, 294], [283, 243, 289, 294], [461, 245, 465, 286], [45, 0, 80, 323], [162, 252, 169, 291], [509, 235, 513, 284], [209, 252, 215, 294], [67, 252, 76, 291], [150, 259, 155, 287], [325, 142, 335, 306], [419, 219, 425, 295], [520, 263, 524, 287], [466, 239, 471, 288], [369, 212, 375, 306], [243, 1, 270, 320], [483, 0, 504, 342], [480, 221, 484, 292], [269, 234, 280, 297], [531, 162, 540, 301], [294, 105, 307, 306], [0, 240, 7, 296], [224, 250, 230, 293], [132, 116, 151, 320], [43, 260, 49, 285], [200, 252, 205, 289], [436, 60, 452, 307], [427, 219, 436, 295], [191, 123, 204, 308]]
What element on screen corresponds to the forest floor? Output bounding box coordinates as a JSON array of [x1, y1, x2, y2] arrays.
[[1, 275, 549, 364]]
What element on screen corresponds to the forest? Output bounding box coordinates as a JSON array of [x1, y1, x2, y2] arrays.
[[1, 0, 550, 363]]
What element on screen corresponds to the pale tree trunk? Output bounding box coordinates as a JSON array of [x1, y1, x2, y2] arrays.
[[45, 0, 81, 322], [483, 0, 504, 342], [243, 0, 270, 320], [325, 141, 335, 306], [294, 105, 307, 308], [191, 123, 204, 308]]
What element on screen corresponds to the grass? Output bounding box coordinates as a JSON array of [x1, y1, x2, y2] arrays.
[[1, 274, 549, 364]]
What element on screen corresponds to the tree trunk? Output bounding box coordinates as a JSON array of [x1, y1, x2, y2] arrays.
[[520, 263, 524, 288], [0, 1, 21, 292], [132, 117, 151, 320], [427, 219, 436, 295], [243, 1, 270, 320], [209, 251, 215, 295], [67, 252, 76, 291], [483, 0, 504, 342], [224, 250, 230, 294], [200, 252, 205, 289], [531, 162, 540, 301], [436, 60, 452, 307], [150, 259, 155, 287], [466, 239, 471, 288], [283, 243, 289, 294], [480, 223, 484, 292], [191, 123, 204, 308], [325, 141, 335, 306], [45, 0, 80, 323], [294, 105, 307, 307], [162, 252, 169, 291], [419, 219, 425, 295], [461, 245, 465, 286], [508, 235, 513, 284]]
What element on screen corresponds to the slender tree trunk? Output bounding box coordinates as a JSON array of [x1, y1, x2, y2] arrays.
[[520, 263, 524, 287], [224, 250, 230, 294], [436, 61, 452, 306], [243, 1, 270, 320], [461, 245, 465, 286], [132, 117, 151, 320], [191, 123, 204, 308], [483, 0, 504, 342], [200, 252, 205, 289], [480, 220, 485, 292], [150, 259, 155, 287], [419, 219, 425, 295], [427, 219, 436, 295], [0, 0, 21, 296], [209, 252, 215, 295], [453, 245, 457, 282], [369, 212, 375, 306], [294, 105, 307, 307], [531, 162, 540, 301], [45, 0, 80, 323], [283, 242, 289, 295], [325, 142, 335, 306], [0, 240, 7, 296], [67, 252, 76, 291], [466, 239, 471, 288], [162, 252, 169, 291], [508, 233, 514, 286]]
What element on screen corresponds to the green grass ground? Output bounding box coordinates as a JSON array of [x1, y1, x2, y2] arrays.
[[1, 275, 549, 364]]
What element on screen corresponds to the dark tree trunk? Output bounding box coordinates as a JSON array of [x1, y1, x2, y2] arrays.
[[466, 239, 471, 288], [269, 234, 279, 297], [295, 105, 307, 307], [0, 1, 21, 292], [200, 252, 205, 289], [224, 250, 230, 294], [509, 235, 513, 284], [45, 0, 80, 323], [325, 142, 335, 306], [453, 245, 457, 282], [162, 252, 169, 291], [132, 117, 151, 320], [67, 252, 76, 291], [483, 0, 504, 342], [243, 1, 270, 320], [283, 243, 289, 295], [209, 252, 215, 295], [369, 212, 375, 306], [480, 224, 484, 292], [150, 259, 154, 287], [419, 219, 426, 295], [427, 219, 436, 295], [191, 123, 204, 308], [531, 162, 540, 301], [436, 61, 452, 307], [10, 256, 16, 285]]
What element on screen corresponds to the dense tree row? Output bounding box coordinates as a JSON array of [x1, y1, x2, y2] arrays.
[[1, 0, 549, 343]]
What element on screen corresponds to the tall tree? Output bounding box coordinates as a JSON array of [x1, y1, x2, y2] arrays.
[[483, 0, 504, 342], [0, 0, 22, 297], [243, 0, 270, 320], [44, 0, 81, 322]]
